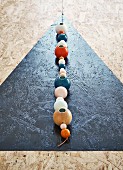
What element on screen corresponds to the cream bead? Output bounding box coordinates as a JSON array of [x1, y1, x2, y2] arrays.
[[60, 123, 67, 129], [56, 97, 64, 101], [60, 72, 66, 77], [55, 24, 67, 34], [57, 40, 67, 47], [54, 99, 68, 111], [54, 86, 68, 98], [59, 59, 65, 65], [60, 68, 66, 74]]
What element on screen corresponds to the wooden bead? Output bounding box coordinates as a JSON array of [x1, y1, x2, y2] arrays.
[[60, 72, 66, 77], [57, 34, 68, 42], [56, 97, 64, 101], [55, 23, 67, 34], [60, 123, 67, 129], [60, 68, 66, 74], [59, 59, 65, 65], [58, 30, 65, 34], [59, 57, 64, 60], [54, 76, 71, 90], [59, 63, 65, 70], [57, 40, 67, 47], [55, 46, 68, 59], [54, 99, 68, 111], [61, 129, 70, 138], [54, 86, 68, 98], [53, 108, 72, 126]]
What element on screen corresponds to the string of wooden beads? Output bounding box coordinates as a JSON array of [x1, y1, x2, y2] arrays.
[[53, 23, 72, 147]]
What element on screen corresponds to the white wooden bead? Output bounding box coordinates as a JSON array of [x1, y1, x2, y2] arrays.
[[59, 59, 65, 65], [57, 40, 67, 47], [56, 97, 64, 101], [54, 100, 68, 111], [55, 24, 67, 34], [60, 68, 66, 74], [60, 123, 67, 129]]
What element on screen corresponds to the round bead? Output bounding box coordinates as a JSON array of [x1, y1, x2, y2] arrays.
[[55, 23, 67, 34], [59, 59, 65, 65], [56, 97, 64, 101], [60, 68, 66, 74], [53, 108, 72, 126], [55, 46, 68, 59], [57, 40, 67, 47], [59, 57, 64, 60], [60, 72, 66, 77], [54, 86, 68, 98], [54, 99, 68, 111], [60, 123, 67, 129], [58, 30, 65, 34], [57, 34, 68, 42], [54, 76, 71, 90], [61, 129, 70, 138], [59, 63, 65, 70]]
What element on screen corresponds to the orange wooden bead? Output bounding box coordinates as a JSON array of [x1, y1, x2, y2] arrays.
[[59, 57, 64, 60], [55, 46, 68, 59], [61, 129, 70, 138], [58, 30, 65, 34]]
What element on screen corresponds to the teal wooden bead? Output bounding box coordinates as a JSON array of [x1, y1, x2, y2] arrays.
[[54, 76, 71, 90], [59, 63, 65, 70], [57, 34, 68, 42]]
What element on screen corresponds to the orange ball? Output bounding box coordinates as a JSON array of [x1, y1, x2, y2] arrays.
[[61, 129, 70, 138], [59, 57, 64, 60], [55, 46, 68, 59], [58, 30, 65, 34]]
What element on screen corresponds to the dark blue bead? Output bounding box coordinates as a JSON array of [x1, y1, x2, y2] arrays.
[[54, 76, 71, 90], [59, 64, 65, 70], [57, 34, 68, 42]]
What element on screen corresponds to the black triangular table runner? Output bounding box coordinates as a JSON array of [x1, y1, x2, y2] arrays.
[[0, 17, 123, 151]]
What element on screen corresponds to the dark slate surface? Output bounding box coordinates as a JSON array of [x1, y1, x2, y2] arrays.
[[0, 17, 123, 151]]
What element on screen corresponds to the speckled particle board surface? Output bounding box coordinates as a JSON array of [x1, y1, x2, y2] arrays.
[[0, 17, 123, 151], [0, 151, 123, 170]]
